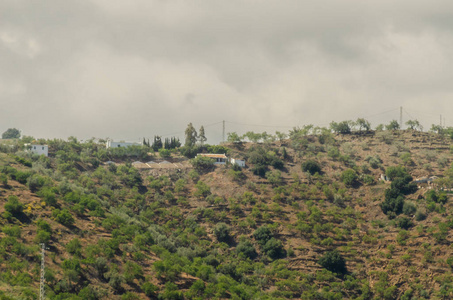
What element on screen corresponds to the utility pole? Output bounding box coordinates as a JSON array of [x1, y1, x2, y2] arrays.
[[39, 243, 46, 300], [440, 114, 443, 127], [222, 120, 225, 143], [400, 106, 403, 128]]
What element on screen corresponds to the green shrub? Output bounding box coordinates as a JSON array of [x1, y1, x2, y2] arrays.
[[302, 160, 321, 175], [318, 250, 347, 274], [52, 209, 75, 226], [66, 238, 82, 256], [236, 240, 257, 259], [4, 195, 24, 216], [396, 217, 413, 229], [341, 169, 358, 187], [142, 282, 159, 298], [214, 223, 230, 243], [190, 156, 215, 172], [253, 226, 272, 246], [263, 238, 286, 259]]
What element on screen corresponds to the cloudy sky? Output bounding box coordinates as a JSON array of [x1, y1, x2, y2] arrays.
[[1, 0, 452, 143]]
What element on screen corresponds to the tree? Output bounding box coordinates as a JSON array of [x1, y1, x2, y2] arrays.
[[318, 250, 347, 274], [385, 120, 400, 131], [356, 118, 371, 132], [198, 126, 207, 145], [2, 128, 20, 139], [430, 124, 444, 135], [405, 120, 421, 131], [301, 160, 321, 175], [227, 132, 242, 143], [185, 123, 197, 147], [330, 121, 351, 134], [152, 136, 163, 151], [275, 131, 287, 141], [341, 169, 358, 187], [214, 223, 230, 243]]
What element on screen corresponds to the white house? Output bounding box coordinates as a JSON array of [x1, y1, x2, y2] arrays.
[[106, 140, 142, 149], [197, 153, 228, 165], [30, 145, 48, 157], [230, 158, 246, 167]]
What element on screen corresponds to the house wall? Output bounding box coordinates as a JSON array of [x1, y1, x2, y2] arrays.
[[230, 158, 245, 167], [106, 141, 141, 149], [30, 145, 48, 157]]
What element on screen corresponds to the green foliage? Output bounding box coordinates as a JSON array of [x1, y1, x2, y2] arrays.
[[142, 282, 159, 298], [253, 226, 272, 246], [236, 240, 257, 259], [340, 169, 358, 187], [52, 209, 75, 226], [301, 160, 321, 175], [2, 128, 20, 139], [4, 195, 23, 216], [190, 156, 215, 172], [386, 120, 400, 130], [194, 181, 211, 198], [159, 148, 171, 159], [227, 132, 242, 143], [185, 123, 198, 147], [318, 250, 347, 274], [214, 223, 231, 243], [263, 238, 286, 259], [66, 238, 82, 256], [396, 217, 413, 229], [330, 121, 352, 134]]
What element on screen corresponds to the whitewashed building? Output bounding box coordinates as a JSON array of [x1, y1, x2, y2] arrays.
[[230, 158, 246, 167], [30, 145, 48, 157], [106, 140, 142, 149]]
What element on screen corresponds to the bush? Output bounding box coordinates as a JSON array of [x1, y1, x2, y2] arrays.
[[402, 202, 416, 216], [396, 217, 413, 229], [4, 195, 24, 216], [415, 210, 427, 221], [236, 240, 257, 259], [263, 238, 286, 259], [340, 169, 358, 187], [52, 209, 75, 226], [214, 223, 230, 243], [142, 282, 159, 298], [66, 238, 82, 256], [253, 226, 272, 246], [318, 250, 347, 274], [302, 160, 321, 175]]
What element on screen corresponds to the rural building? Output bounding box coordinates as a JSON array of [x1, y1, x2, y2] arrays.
[[230, 158, 246, 167], [29, 144, 48, 157], [106, 140, 142, 149], [198, 153, 228, 165]]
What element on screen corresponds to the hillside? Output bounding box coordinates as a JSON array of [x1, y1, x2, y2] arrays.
[[1, 130, 453, 299]]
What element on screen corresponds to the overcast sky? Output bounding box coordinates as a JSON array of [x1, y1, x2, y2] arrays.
[[1, 0, 453, 143]]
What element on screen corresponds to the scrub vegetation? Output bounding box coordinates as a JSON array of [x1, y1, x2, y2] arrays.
[[1, 122, 453, 299]]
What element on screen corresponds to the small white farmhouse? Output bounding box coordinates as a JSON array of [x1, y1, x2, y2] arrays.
[[230, 158, 246, 167], [106, 140, 142, 149], [30, 145, 48, 157]]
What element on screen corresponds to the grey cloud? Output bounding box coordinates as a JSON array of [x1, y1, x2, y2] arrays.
[[1, 0, 453, 142]]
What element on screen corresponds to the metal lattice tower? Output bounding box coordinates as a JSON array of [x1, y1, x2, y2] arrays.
[[39, 243, 45, 300]]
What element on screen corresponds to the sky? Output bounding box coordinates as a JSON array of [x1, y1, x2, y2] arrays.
[[1, 0, 453, 144]]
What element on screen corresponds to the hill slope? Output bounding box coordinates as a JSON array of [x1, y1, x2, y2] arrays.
[[1, 130, 453, 299]]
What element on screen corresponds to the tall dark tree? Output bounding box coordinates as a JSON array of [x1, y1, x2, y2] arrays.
[[2, 128, 20, 139], [185, 123, 197, 147], [152, 136, 163, 151], [199, 126, 207, 145]]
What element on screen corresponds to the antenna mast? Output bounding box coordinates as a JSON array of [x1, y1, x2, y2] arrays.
[[40, 243, 46, 300], [222, 120, 225, 143]]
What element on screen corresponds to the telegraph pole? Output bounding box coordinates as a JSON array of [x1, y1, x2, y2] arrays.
[[400, 106, 403, 128], [222, 120, 225, 143], [39, 243, 45, 300]]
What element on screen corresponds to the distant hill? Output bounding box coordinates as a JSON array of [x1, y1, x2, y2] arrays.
[[0, 130, 453, 299]]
